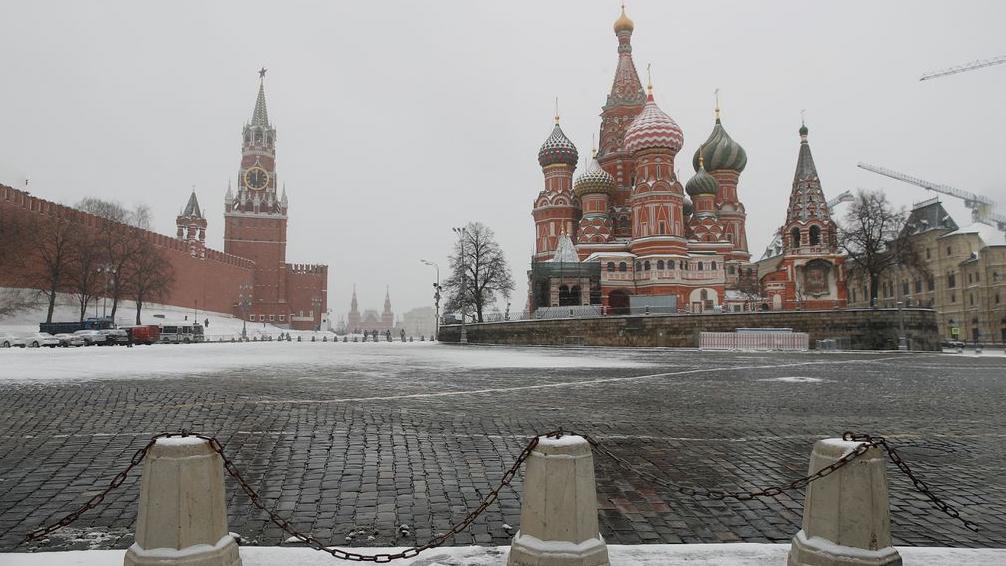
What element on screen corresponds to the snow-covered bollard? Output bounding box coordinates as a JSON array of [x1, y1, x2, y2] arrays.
[[124, 437, 242, 566], [787, 438, 901, 566], [508, 434, 609, 566]]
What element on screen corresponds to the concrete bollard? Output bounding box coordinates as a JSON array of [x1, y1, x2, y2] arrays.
[[124, 437, 242, 566], [787, 438, 901, 566], [508, 435, 609, 566]]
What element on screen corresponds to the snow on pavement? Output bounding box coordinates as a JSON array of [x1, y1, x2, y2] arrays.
[[4, 544, 1005, 565], [0, 341, 653, 383]]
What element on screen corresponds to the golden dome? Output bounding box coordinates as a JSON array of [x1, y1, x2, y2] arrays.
[[613, 5, 634, 33]]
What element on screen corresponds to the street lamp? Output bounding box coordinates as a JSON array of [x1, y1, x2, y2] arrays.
[[96, 264, 116, 320], [237, 283, 253, 340], [420, 259, 440, 341], [452, 226, 468, 344]]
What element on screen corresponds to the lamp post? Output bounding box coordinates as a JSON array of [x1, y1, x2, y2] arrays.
[[420, 259, 440, 341], [452, 226, 468, 344], [238, 283, 253, 340], [96, 264, 116, 320]]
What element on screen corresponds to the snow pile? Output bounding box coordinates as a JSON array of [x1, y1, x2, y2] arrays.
[[4, 544, 1005, 565]]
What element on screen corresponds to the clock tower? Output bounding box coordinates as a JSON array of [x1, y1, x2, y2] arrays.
[[224, 69, 289, 308]]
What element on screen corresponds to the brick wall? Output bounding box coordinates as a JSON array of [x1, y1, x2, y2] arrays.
[[438, 308, 940, 351], [0, 184, 253, 315]]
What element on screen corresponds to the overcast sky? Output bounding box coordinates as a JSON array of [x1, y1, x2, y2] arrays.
[[2, 1, 1004, 320]]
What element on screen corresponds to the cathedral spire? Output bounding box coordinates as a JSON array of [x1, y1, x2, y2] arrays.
[[252, 67, 269, 127], [383, 286, 392, 314], [350, 284, 358, 312], [793, 120, 818, 183], [183, 189, 203, 218], [605, 4, 646, 110]]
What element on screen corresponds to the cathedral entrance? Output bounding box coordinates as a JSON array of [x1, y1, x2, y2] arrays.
[[607, 289, 630, 315]]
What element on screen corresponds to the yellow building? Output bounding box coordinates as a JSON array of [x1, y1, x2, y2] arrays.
[[847, 199, 1006, 343]]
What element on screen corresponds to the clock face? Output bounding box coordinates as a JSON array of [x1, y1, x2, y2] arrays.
[[244, 167, 269, 191]]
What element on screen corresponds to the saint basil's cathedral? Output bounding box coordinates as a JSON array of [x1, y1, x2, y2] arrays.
[[529, 6, 847, 314]]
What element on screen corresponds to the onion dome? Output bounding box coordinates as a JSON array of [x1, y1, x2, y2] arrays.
[[799, 122, 809, 137], [685, 154, 719, 196], [613, 4, 634, 33], [538, 120, 579, 167], [574, 156, 616, 197], [623, 86, 684, 156], [692, 114, 747, 173], [683, 197, 694, 216]]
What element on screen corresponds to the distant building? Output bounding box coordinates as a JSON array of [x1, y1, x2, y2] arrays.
[[847, 198, 1006, 343], [401, 306, 436, 338], [346, 286, 395, 333], [756, 124, 848, 311]]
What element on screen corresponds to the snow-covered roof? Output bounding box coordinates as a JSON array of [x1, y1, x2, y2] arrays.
[[938, 222, 1006, 247], [550, 234, 580, 263], [583, 251, 637, 262]]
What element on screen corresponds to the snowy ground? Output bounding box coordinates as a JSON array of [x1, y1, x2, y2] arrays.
[[5, 543, 1005, 565], [0, 340, 652, 382]]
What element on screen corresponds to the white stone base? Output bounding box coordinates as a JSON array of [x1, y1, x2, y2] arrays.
[[788, 530, 902, 566], [508, 530, 610, 566], [124, 534, 242, 566]]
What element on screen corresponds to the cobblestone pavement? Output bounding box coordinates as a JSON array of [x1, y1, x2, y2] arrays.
[[0, 344, 1003, 552]]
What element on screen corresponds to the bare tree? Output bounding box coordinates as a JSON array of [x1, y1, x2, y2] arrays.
[[68, 232, 103, 322], [25, 213, 79, 323], [839, 190, 925, 306], [443, 222, 514, 323], [76, 198, 150, 320], [734, 269, 762, 311], [126, 238, 175, 324]]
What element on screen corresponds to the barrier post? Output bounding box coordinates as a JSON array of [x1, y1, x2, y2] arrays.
[[787, 438, 901, 566], [508, 435, 609, 566], [124, 437, 242, 566]]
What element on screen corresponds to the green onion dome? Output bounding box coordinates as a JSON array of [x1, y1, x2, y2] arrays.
[[685, 155, 719, 196], [692, 117, 747, 173]]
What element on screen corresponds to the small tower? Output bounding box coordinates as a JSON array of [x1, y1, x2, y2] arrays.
[[574, 151, 616, 244], [347, 285, 361, 332], [381, 286, 394, 330], [693, 95, 749, 261], [176, 190, 207, 257], [532, 108, 580, 261]]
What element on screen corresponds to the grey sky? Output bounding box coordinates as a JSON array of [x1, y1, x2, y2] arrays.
[[2, 1, 1004, 320]]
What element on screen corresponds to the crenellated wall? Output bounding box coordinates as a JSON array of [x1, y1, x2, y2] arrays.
[[0, 184, 254, 316]]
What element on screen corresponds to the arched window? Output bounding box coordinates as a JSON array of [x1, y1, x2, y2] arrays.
[[644, 260, 651, 271], [791, 227, 801, 247], [697, 262, 704, 271], [607, 262, 615, 272], [619, 262, 627, 272], [711, 261, 717, 270], [635, 261, 642, 271], [809, 225, 822, 246], [657, 260, 665, 270]]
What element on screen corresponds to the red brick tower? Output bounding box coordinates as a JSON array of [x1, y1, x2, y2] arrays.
[[623, 78, 687, 260], [176, 190, 207, 258], [532, 111, 579, 261], [381, 287, 394, 329], [224, 69, 288, 315]]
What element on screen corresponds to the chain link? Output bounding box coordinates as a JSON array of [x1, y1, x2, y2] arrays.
[[22, 428, 978, 560]]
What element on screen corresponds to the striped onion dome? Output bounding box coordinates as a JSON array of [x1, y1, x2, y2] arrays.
[[685, 156, 719, 196], [623, 91, 684, 156], [692, 117, 747, 173], [538, 122, 579, 167], [573, 157, 616, 197]]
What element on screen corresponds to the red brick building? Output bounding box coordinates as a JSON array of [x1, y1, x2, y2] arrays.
[[530, 6, 754, 315], [757, 124, 847, 310], [0, 71, 328, 329]]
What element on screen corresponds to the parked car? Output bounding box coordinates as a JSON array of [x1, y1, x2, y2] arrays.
[[22, 332, 60, 348], [1, 331, 21, 348], [74, 329, 108, 346], [54, 333, 86, 347], [99, 328, 130, 346]]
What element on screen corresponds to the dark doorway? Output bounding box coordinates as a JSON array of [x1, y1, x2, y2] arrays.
[[608, 289, 630, 315]]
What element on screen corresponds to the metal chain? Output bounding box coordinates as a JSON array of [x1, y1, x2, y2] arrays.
[[584, 430, 978, 532], [23, 428, 978, 561]]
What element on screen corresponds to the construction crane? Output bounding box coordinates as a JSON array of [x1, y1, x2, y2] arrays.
[[760, 190, 855, 259], [919, 55, 1006, 81], [857, 162, 1006, 233]]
